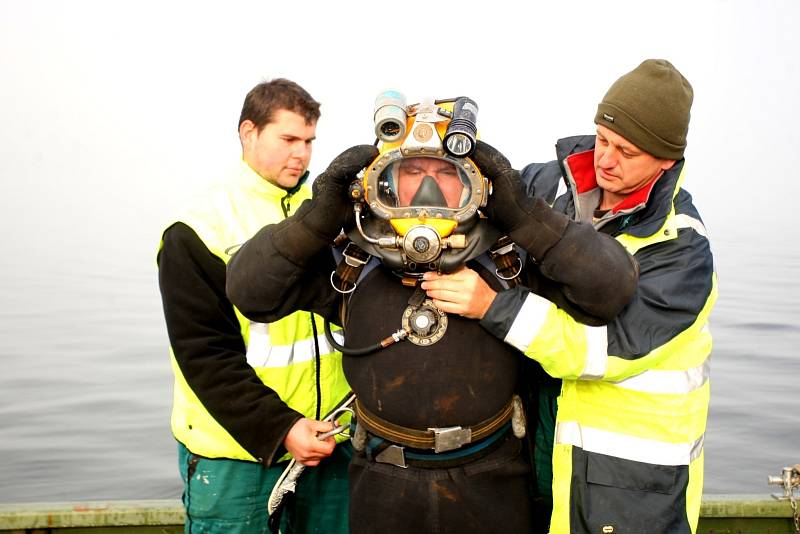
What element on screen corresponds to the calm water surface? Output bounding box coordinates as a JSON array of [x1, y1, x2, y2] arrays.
[[0, 231, 797, 502]]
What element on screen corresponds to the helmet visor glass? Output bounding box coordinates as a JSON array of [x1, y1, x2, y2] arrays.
[[377, 157, 472, 210]]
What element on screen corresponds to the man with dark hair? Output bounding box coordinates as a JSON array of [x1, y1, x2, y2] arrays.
[[239, 78, 322, 129], [428, 59, 716, 533], [158, 78, 351, 533]]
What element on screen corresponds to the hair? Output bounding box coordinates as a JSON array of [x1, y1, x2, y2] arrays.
[[238, 78, 321, 132]]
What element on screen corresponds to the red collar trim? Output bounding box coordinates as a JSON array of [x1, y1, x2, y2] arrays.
[[564, 149, 659, 214], [564, 150, 597, 194]]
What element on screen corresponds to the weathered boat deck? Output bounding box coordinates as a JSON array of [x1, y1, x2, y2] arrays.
[[0, 495, 796, 533]]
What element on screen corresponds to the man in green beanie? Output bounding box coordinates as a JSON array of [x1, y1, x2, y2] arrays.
[[425, 59, 716, 533]]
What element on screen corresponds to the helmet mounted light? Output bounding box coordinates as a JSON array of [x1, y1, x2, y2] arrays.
[[443, 97, 478, 158]]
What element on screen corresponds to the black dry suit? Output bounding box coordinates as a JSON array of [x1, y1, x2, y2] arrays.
[[226, 167, 638, 534]]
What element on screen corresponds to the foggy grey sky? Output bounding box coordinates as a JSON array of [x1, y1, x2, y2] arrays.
[[0, 0, 798, 274]]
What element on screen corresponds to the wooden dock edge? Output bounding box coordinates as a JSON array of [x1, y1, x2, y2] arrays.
[[0, 495, 796, 532]]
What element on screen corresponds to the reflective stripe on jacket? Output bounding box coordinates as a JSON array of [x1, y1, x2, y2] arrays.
[[164, 159, 350, 462]]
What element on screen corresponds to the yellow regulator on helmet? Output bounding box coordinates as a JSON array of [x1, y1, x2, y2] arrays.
[[348, 91, 499, 274]]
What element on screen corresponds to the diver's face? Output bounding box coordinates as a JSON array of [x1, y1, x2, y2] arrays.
[[397, 157, 463, 208]]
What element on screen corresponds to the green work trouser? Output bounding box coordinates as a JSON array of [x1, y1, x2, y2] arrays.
[[178, 441, 351, 534], [531, 379, 560, 534], [534, 380, 559, 497]]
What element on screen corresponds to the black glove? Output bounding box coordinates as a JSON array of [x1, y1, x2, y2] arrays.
[[273, 145, 378, 266], [474, 140, 639, 320], [472, 140, 570, 261]]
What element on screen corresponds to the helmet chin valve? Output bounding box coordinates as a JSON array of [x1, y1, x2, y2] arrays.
[[403, 226, 443, 265]]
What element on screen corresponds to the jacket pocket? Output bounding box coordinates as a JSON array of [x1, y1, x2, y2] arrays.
[[586, 452, 678, 494], [569, 448, 691, 534]]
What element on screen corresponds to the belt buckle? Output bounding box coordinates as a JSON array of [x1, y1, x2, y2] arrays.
[[429, 426, 471, 453]]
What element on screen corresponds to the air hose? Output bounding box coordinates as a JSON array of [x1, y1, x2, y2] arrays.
[[324, 319, 407, 356]]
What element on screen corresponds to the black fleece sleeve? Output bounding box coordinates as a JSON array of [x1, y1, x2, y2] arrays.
[[158, 222, 302, 465], [226, 220, 341, 325]]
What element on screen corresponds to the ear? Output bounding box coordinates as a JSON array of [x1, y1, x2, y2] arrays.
[[660, 159, 677, 171], [239, 120, 256, 147]]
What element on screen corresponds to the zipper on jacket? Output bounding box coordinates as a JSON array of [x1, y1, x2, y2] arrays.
[[280, 169, 309, 217], [280, 194, 291, 218]]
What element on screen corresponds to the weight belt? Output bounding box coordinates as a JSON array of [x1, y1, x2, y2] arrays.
[[354, 398, 514, 453]]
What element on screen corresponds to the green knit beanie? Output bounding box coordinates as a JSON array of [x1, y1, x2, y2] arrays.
[[595, 59, 693, 160]]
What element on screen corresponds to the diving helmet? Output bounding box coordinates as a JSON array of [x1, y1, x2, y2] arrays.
[[348, 91, 501, 274]]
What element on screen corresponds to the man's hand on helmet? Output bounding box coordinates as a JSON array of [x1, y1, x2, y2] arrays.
[[307, 145, 380, 241], [272, 144, 378, 266], [472, 140, 569, 262]]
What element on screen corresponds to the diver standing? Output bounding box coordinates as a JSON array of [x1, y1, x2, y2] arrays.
[[226, 92, 638, 533]]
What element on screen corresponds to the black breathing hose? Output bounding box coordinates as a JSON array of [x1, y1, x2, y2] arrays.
[[324, 319, 387, 357]]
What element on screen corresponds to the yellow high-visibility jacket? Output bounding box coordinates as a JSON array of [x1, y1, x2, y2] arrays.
[[157, 159, 350, 464]]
